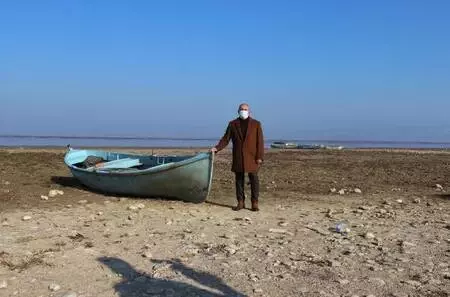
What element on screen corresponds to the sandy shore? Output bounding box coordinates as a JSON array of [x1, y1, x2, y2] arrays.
[[0, 148, 449, 297]]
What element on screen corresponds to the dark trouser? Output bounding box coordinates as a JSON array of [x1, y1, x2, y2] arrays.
[[235, 172, 259, 201]]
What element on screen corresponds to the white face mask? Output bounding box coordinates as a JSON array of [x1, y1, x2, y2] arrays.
[[238, 110, 249, 119]]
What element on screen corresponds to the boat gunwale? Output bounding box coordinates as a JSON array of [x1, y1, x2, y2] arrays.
[[64, 149, 214, 177]]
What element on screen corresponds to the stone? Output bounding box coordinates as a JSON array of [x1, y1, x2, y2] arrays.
[[49, 283, 61, 291], [142, 251, 153, 258], [221, 234, 235, 240], [338, 189, 346, 195], [330, 188, 337, 193], [426, 278, 442, 285], [369, 278, 386, 286], [269, 228, 293, 235], [0, 280, 7, 289], [128, 205, 139, 211], [40, 195, 49, 200], [365, 232, 375, 240], [328, 260, 341, 267], [78, 200, 88, 204], [61, 292, 78, 297], [136, 203, 145, 209], [413, 198, 421, 204], [404, 280, 421, 287], [435, 184, 444, 191], [22, 215, 32, 221], [354, 188, 362, 194], [253, 288, 263, 293], [396, 199, 403, 204], [49, 190, 59, 197]]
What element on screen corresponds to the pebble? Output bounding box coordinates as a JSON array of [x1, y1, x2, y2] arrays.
[[354, 188, 362, 194], [128, 205, 139, 211], [338, 189, 346, 195], [269, 228, 292, 235], [253, 288, 263, 293], [222, 234, 235, 240], [40, 195, 49, 200], [49, 283, 61, 291], [142, 251, 153, 258], [435, 184, 444, 191], [370, 278, 386, 286], [61, 292, 78, 297], [0, 280, 7, 289], [404, 280, 421, 287], [136, 203, 145, 209], [78, 200, 88, 204], [328, 260, 341, 267], [338, 279, 350, 285], [413, 198, 421, 204], [278, 221, 289, 227], [49, 190, 59, 197], [22, 215, 32, 221], [396, 199, 403, 204], [330, 188, 337, 193], [365, 232, 375, 240]]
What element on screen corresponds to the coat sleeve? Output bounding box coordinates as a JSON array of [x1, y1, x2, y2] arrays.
[[256, 122, 264, 161], [215, 123, 232, 151]]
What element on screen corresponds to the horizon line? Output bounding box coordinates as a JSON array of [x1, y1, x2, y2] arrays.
[[0, 134, 449, 145]]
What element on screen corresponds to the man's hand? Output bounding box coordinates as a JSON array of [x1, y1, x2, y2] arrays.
[[210, 147, 218, 153]]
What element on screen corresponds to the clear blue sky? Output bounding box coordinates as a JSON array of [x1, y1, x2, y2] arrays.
[[1, 0, 449, 141]]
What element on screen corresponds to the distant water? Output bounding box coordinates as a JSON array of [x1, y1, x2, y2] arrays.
[[0, 135, 449, 149]]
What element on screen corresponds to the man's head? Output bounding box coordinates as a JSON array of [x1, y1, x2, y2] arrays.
[[238, 103, 250, 120]]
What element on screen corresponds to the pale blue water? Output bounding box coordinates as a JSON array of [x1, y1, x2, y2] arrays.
[[1, 136, 449, 149]]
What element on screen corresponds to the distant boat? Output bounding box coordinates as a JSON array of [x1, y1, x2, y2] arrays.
[[270, 141, 344, 150], [63, 146, 214, 203], [270, 141, 299, 149]]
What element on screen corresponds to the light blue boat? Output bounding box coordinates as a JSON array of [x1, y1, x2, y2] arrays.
[[63, 146, 214, 203]]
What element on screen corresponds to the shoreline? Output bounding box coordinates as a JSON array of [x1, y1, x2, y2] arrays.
[[1, 145, 450, 154]]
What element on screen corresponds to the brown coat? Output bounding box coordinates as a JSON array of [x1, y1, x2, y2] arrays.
[[215, 117, 264, 173]]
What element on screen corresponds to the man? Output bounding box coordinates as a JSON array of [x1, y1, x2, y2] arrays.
[[211, 103, 264, 211]]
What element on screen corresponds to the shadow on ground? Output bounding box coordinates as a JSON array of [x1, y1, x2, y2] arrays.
[[98, 256, 246, 297], [51, 176, 182, 202], [51, 176, 86, 190], [429, 193, 450, 201]]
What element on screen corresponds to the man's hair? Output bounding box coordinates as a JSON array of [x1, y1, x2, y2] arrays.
[[238, 103, 249, 110]]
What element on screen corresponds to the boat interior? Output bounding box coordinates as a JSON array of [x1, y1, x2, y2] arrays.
[[66, 150, 194, 171]]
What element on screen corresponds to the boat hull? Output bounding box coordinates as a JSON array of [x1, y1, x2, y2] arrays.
[[270, 142, 298, 149], [64, 149, 214, 203]]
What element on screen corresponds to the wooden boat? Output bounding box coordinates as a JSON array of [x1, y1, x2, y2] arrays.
[[63, 146, 214, 203], [270, 141, 299, 149]]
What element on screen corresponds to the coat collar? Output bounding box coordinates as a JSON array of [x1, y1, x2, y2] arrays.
[[232, 117, 254, 141]]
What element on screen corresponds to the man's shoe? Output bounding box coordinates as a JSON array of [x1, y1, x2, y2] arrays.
[[251, 199, 259, 211], [232, 200, 245, 211]]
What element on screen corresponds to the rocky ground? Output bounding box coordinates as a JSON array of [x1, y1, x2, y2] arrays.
[[0, 148, 449, 297]]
